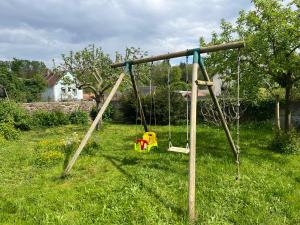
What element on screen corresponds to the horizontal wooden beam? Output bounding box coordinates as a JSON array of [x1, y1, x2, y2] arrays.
[[111, 41, 245, 68], [196, 80, 214, 86]]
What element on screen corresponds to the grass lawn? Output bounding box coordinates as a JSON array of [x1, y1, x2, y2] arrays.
[[0, 123, 299, 225]]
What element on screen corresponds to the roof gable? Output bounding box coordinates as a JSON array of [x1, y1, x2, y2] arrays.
[[44, 71, 75, 87]]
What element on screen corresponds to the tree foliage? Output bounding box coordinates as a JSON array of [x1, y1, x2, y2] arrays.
[[201, 0, 300, 132], [59, 44, 116, 105], [0, 59, 47, 102]]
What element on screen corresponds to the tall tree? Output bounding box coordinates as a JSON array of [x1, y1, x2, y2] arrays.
[[201, 0, 300, 132], [10, 59, 48, 79], [0, 59, 47, 102], [58, 45, 116, 127], [0, 61, 23, 100], [117, 46, 150, 89], [11, 59, 48, 102]]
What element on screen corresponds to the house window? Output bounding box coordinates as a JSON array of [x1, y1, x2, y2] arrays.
[[68, 87, 71, 92], [73, 88, 77, 95], [61, 87, 66, 94]]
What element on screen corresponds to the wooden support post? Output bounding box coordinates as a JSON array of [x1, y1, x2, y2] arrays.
[[188, 50, 199, 223], [198, 61, 238, 159], [275, 94, 281, 131], [111, 41, 245, 68], [195, 80, 214, 86], [62, 72, 126, 177], [129, 68, 148, 132]]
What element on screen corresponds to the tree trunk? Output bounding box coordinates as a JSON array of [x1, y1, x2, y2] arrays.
[[95, 94, 104, 131], [275, 94, 280, 131], [284, 80, 292, 133]]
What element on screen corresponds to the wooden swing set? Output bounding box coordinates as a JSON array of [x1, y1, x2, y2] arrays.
[[62, 40, 245, 222]]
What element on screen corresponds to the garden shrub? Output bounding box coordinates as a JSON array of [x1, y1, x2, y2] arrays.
[[103, 104, 114, 121], [53, 111, 70, 125], [0, 100, 32, 130], [119, 92, 137, 124], [119, 87, 186, 125], [33, 110, 69, 127], [90, 105, 114, 122], [242, 100, 275, 122], [0, 121, 20, 140], [69, 109, 89, 125], [33, 111, 53, 127], [90, 106, 97, 121], [270, 131, 300, 154]]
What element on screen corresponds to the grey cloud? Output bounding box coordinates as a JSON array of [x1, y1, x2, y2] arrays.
[[0, 0, 251, 65]]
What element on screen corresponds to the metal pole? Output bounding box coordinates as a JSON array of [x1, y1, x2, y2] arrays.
[[188, 50, 199, 223], [111, 41, 245, 68]]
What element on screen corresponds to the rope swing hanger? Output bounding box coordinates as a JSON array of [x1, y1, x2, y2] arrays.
[[167, 57, 191, 154], [236, 48, 241, 180], [149, 61, 157, 130]]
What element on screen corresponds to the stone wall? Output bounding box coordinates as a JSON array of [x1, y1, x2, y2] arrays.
[[22, 101, 96, 114]]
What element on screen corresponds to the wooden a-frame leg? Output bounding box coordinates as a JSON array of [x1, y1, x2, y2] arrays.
[[62, 72, 126, 177], [188, 51, 199, 223], [198, 62, 238, 159]]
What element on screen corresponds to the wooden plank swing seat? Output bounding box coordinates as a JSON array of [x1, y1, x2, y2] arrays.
[[168, 146, 190, 154]]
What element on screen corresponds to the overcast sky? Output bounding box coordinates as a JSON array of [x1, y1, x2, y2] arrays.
[[0, 0, 251, 66]]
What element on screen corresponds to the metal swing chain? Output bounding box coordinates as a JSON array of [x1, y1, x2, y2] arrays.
[[133, 65, 139, 140], [151, 63, 157, 128], [236, 48, 241, 180], [132, 66, 142, 139], [153, 89, 157, 128], [185, 55, 190, 149], [149, 62, 154, 131], [167, 60, 172, 148], [135, 97, 139, 140]]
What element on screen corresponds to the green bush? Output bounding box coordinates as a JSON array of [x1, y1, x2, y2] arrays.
[[119, 87, 186, 125], [242, 100, 275, 122], [103, 105, 114, 121], [90, 105, 114, 122], [33, 110, 69, 127], [0, 122, 20, 140], [54, 111, 70, 125], [0, 100, 32, 130], [69, 109, 89, 125], [270, 131, 300, 154]]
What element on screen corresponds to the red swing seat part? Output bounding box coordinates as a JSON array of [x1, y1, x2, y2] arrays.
[[135, 139, 148, 150]]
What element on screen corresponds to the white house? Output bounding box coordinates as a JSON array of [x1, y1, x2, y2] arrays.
[[41, 72, 83, 102]]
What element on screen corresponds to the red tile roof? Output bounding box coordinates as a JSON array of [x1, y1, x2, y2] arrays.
[[44, 71, 61, 87]]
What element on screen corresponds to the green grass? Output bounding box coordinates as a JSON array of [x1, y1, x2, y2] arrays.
[[0, 123, 299, 225]]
